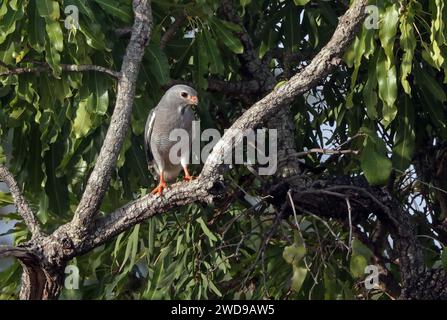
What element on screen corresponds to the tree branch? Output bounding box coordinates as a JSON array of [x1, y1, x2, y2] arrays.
[[0, 165, 43, 238], [201, 0, 368, 179], [0, 245, 34, 259], [219, 0, 276, 92], [9, 0, 370, 299], [68, 0, 368, 254], [0, 63, 121, 78], [160, 12, 186, 49], [72, 0, 152, 230]]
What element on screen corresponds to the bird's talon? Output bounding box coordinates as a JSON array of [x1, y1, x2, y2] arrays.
[[184, 175, 195, 182], [150, 182, 167, 196]]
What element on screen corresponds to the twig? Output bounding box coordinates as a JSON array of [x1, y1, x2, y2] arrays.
[[297, 205, 349, 251], [345, 196, 353, 258], [240, 212, 283, 291], [115, 26, 133, 37], [287, 190, 301, 230], [0, 63, 121, 78], [296, 148, 359, 158], [336, 133, 366, 150], [326, 185, 398, 225]]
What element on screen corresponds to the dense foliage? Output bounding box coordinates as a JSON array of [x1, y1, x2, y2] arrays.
[[0, 0, 447, 300]]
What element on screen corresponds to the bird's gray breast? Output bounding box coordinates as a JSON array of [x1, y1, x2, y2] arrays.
[[150, 105, 195, 171]]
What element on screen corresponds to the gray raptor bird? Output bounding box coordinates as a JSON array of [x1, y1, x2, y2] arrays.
[[144, 85, 198, 195]]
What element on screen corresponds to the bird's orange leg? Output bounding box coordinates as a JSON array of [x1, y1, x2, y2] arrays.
[[151, 172, 167, 195], [183, 166, 195, 182]]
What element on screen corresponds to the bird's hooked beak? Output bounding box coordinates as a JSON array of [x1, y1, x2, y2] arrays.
[[188, 95, 199, 106]]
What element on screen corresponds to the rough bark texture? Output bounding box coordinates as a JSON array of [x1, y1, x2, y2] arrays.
[[0, 165, 42, 238], [72, 0, 152, 230], [5, 0, 443, 300]]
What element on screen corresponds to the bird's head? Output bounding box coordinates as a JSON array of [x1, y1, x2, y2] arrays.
[[163, 84, 198, 108]]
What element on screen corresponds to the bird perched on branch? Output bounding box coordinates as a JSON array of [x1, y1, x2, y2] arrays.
[[144, 85, 198, 195]]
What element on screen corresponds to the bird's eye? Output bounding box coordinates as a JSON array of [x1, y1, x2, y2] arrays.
[[181, 92, 188, 98]]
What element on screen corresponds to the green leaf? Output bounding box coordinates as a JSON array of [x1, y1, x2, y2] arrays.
[[376, 50, 397, 125], [197, 217, 218, 243], [414, 64, 447, 102], [0, 0, 24, 44], [0, 192, 13, 206], [45, 20, 63, 52], [283, 4, 300, 51], [293, 0, 310, 5], [392, 96, 415, 171], [28, 0, 46, 52], [44, 19, 64, 76], [88, 74, 109, 116], [210, 18, 244, 54], [350, 255, 367, 278], [45, 156, 69, 216], [379, 4, 398, 67], [79, 20, 108, 51], [36, 0, 60, 20], [350, 240, 372, 282], [208, 279, 223, 297], [195, 33, 209, 89], [442, 249, 447, 270], [345, 29, 366, 108], [429, 0, 446, 69], [145, 44, 170, 85], [203, 29, 224, 75], [291, 265, 307, 292], [283, 242, 306, 266], [120, 224, 140, 270], [72, 98, 93, 139], [36, 191, 50, 225], [363, 53, 378, 119], [399, 9, 416, 95], [360, 127, 392, 185], [0, 145, 5, 165], [91, 0, 132, 23], [64, 0, 95, 21]]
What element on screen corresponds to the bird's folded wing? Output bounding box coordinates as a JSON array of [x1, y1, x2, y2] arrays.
[[144, 108, 156, 169]]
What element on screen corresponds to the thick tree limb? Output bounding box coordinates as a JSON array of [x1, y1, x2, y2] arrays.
[[201, 0, 368, 179], [0, 245, 34, 259], [66, 0, 368, 254], [0, 63, 120, 78], [85, 180, 214, 253], [72, 0, 152, 230], [0, 165, 43, 238], [0, 245, 54, 300]]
